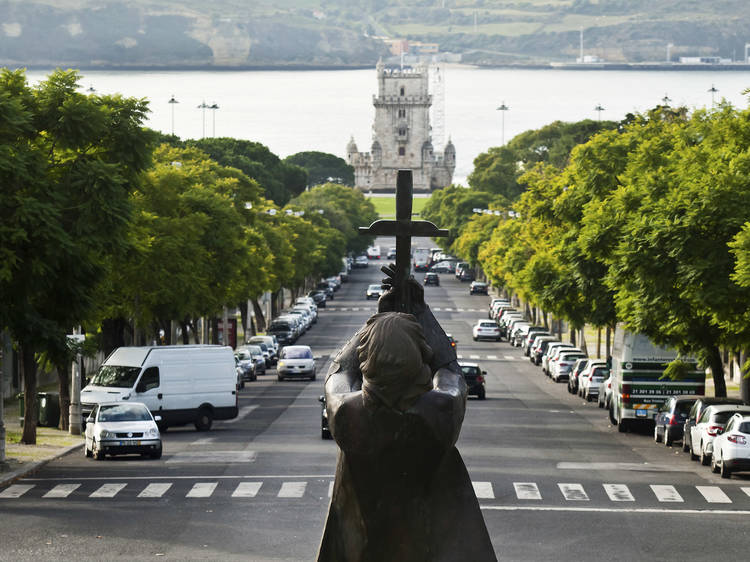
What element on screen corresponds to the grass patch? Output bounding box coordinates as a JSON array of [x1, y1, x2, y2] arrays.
[[368, 195, 430, 218]]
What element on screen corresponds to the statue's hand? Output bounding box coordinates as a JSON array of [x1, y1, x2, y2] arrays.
[[378, 263, 425, 314]]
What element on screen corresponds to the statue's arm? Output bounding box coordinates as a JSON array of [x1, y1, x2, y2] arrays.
[[324, 333, 363, 440]]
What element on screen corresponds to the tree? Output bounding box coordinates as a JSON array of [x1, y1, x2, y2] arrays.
[[284, 151, 355, 187], [0, 69, 154, 442]]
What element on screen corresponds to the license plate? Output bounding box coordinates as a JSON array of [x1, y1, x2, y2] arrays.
[[636, 409, 648, 418]]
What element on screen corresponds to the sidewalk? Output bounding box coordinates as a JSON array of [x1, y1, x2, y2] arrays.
[[1, 396, 83, 487]]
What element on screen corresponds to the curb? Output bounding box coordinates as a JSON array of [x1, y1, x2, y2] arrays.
[[0, 441, 83, 488]]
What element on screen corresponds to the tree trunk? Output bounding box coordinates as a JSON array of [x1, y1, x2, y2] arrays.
[[542, 311, 548, 330], [569, 326, 576, 346], [706, 344, 727, 398], [211, 317, 219, 345], [252, 299, 267, 332], [605, 325, 612, 360], [238, 301, 249, 337], [20, 345, 38, 445], [101, 317, 127, 357], [597, 327, 602, 359], [56, 360, 70, 432], [740, 350, 750, 405], [578, 328, 588, 355]]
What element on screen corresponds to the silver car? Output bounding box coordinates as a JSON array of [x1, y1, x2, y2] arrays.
[[84, 402, 162, 460]]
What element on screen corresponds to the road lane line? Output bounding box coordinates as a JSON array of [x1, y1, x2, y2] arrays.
[[0, 485, 34, 498], [558, 483, 589, 501], [43, 484, 80, 498], [696, 486, 731, 503], [138, 483, 172, 498], [456, 355, 464, 359], [278, 482, 307, 498], [444, 307, 453, 311], [472, 482, 495, 499], [514, 482, 541, 500], [90, 483, 127, 498], [470, 355, 480, 359], [481, 506, 750, 515], [742, 487, 750, 498], [651, 485, 683, 502], [603, 484, 635, 502], [328, 482, 334, 497], [457, 308, 465, 312], [24, 474, 336, 481], [186, 482, 217, 498], [504, 356, 514, 360], [487, 355, 498, 360], [220, 404, 260, 425], [232, 482, 263, 498]]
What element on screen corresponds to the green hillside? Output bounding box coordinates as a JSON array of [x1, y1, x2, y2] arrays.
[[2, 0, 749, 68]]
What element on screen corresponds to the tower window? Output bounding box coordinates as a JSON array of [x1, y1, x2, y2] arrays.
[[399, 147, 405, 156], [400, 86, 405, 96]]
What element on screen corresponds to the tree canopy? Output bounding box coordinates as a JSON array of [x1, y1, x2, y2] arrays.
[[284, 151, 355, 187]]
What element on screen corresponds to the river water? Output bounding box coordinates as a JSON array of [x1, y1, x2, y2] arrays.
[[23, 66, 750, 184]]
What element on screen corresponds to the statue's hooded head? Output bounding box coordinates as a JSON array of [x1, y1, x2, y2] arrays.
[[357, 312, 433, 411]]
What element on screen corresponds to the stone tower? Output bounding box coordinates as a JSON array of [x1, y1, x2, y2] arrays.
[[347, 61, 455, 193]]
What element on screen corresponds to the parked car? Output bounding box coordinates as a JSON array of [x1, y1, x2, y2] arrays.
[[523, 330, 550, 356], [653, 396, 699, 446], [326, 276, 342, 290], [547, 346, 583, 380], [508, 321, 530, 347], [235, 347, 261, 380], [423, 272, 440, 286], [551, 350, 588, 382], [84, 402, 162, 460], [366, 284, 383, 300], [688, 404, 750, 465], [458, 268, 475, 282], [387, 247, 397, 259], [459, 362, 487, 400], [514, 325, 546, 348], [711, 413, 750, 478], [268, 319, 296, 346], [295, 297, 318, 315], [579, 363, 609, 401], [277, 345, 316, 381], [469, 281, 488, 295], [354, 254, 369, 268], [541, 342, 575, 375], [598, 374, 613, 409], [316, 281, 334, 300], [247, 336, 278, 363], [430, 260, 457, 274], [472, 320, 501, 342], [307, 290, 327, 308], [568, 358, 590, 394], [488, 298, 511, 318], [455, 262, 470, 278], [531, 337, 558, 366], [366, 245, 381, 259], [319, 394, 332, 439], [682, 397, 746, 452], [294, 303, 318, 324]]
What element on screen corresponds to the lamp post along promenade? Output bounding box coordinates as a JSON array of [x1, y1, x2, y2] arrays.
[[359, 170, 449, 313]]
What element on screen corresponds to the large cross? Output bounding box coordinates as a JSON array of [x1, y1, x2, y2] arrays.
[[359, 170, 449, 313]]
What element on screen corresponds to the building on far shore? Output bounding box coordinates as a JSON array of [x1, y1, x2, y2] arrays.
[[346, 60, 455, 193]]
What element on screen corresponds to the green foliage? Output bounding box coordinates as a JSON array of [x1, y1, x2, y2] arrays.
[[284, 151, 355, 187]]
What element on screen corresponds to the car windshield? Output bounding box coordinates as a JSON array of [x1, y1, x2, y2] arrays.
[[714, 411, 744, 424], [282, 347, 313, 359], [461, 366, 480, 376], [368, 284, 381, 290], [269, 323, 290, 332], [247, 346, 262, 356], [479, 322, 496, 328], [89, 365, 141, 388], [98, 403, 152, 422], [237, 351, 251, 360], [591, 367, 610, 377]]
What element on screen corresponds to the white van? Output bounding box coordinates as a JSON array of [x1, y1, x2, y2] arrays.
[[81, 345, 238, 431]]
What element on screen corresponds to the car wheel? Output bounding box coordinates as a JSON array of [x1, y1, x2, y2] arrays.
[[586, 393, 592, 402], [598, 397, 604, 409], [310, 372, 316, 381], [689, 438, 699, 461], [682, 434, 691, 453], [93, 439, 105, 460], [720, 454, 731, 479], [609, 406, 617, 426], [472, 337, 477, 342], [711, 453, 719, 474], [150, 445, 162, 460], [700, 445, 710, 466], [194, 407, 213, 431], [240, 380, 245, 389], [617, 418, 629, 433], [277, 374, 284, 381], [478, 388, 486, 400]]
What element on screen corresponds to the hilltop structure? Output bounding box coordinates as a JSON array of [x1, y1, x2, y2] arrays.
[[346, 61, 455, 193]]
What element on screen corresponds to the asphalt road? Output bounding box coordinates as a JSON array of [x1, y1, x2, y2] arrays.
[[2, 236, 750, 561]]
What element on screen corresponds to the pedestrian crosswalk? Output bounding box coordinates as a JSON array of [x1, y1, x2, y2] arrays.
[[324, 306, 490, 314], [4, 480, 750, 508]]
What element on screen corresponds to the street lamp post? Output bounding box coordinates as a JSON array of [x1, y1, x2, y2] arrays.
[[708, 84, 718, 108], [197, 100, 210, 139], [496, 101, 510, 146], [594, 104, 605, 121], [209, 103, 219, 137], [168, 95, 178, 136]]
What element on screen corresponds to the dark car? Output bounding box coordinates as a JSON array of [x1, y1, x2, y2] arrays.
[[316, 281, 334, 300], [430, 260, 457, 274], [319, 395, 332, 439], [459, 268, 475, 282], [267, 320, 296, 345], [424, 272, 440, 286], [387, 247, 397, 259], [654, 395, 700, 446], [307, 290, 327, 308], [459, 362, 486, 400], [682, 396, 746, 452], [469, 281, 488, 295]]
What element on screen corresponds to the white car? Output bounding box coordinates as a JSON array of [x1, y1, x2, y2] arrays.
[[488, 299, 511, 318], [551, 350, 587, 382], [366, 284, 383, 300], [472, 320, 501, 342], [688, 404, 750, 465], [84, 402, 162, 460], [711, 413, 750, 478], [580, 363, 609, 401], [277, 345, 316, 381], [541, 342, 574, 375], [547, 347, 583, 380]]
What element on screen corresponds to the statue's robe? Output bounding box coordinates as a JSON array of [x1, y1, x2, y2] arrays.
[[317, 308, 497, 562]]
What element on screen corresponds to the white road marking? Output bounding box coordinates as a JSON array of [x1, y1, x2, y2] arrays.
[[514, 482, 542, 500], [166, 451, 257, 463], [232, 482, 263, 498], [0, 485, 34, 498], [186, 482, 217, 498], [457, 308, 465, 312], [328, 482, 334, 497], [557, 462, 693, 472], [470, 354, 480, 359], [220, 404, 259, 425], [278, 482, 307, 498], [472, 482, 495, 499], [651, 485, 683, 502], [352, 307, 360, 311], [138, 483, 172, 498], [482, 506, 750, 515], [24, 474, 335, 481], [487, 355, 498, 360], [504, 356, 514, 360], [742, 487, 750, 498], [456, 355, 464, 359], [558, 483, 589, 501], [433, 307, 442, 311], [444, 307, 453, 311], [603, 484, 635, 502], [43, 484, 80, 498], [696, 486, 732, 503], [90, 483, 127, 498], [191, 437, 215, 445]]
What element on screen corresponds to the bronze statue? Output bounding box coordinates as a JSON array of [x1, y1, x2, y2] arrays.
[[317, 270, 497, 562]]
